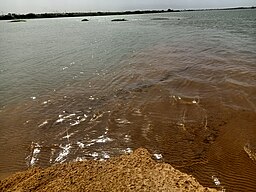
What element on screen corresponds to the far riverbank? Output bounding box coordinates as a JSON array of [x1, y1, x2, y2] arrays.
[[1, 6, 255, 20]]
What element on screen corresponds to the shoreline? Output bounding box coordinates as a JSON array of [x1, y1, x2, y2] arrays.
[[1, 6, 255, 21], [0, 148, 218, 191]]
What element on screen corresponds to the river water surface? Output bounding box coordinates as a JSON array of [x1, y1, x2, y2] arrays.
[[0, 9, 256, 191]]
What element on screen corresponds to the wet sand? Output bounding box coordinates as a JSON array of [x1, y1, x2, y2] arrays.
[[0, 148, 217, 192]]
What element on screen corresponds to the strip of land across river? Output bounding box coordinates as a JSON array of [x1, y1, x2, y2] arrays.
[[1, 6, 255, 20]]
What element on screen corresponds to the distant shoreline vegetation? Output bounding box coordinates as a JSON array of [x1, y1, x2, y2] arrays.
[[1, 7, 255, 20]]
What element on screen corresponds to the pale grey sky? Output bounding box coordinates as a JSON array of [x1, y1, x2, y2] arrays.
[[0, 0, 255, 14]]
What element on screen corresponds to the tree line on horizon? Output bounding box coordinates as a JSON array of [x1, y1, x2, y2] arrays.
[[0, 9, 176, 20], [0, 6, 255, 20]]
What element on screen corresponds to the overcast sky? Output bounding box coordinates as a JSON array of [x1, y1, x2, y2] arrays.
[[0, 0, 255, 14]]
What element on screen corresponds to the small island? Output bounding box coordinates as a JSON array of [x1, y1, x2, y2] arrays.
[[111, 19, 128, 22], [151, 18, 169, 20], [9, 19, 26, 23], [81, 18, 89, 22]]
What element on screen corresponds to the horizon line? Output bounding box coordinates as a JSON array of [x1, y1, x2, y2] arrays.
[[1, 5, 255, 15]]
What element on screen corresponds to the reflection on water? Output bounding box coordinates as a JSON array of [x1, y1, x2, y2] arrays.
[[0, 9, 256, 191]]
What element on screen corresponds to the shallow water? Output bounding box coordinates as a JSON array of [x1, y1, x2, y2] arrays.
[[0, 9, 256, 191]]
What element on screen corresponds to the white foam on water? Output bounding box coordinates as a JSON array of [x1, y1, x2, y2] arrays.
[[89, 96, 95, 101], [55, 144, 72, 163], [56, 118, 64, 123], [90, 113, 103, 121], [62, 132, 74, 140], [88, 151, 110, 160], [42, 100, 51, 105], [29, 143, 41, 166], [49, 148, 56, 163], [153, 153, 163, 160], [91, 152, 99, 157], [80, 117, 87, 122], [132, 108, 143, 117], [31, 96, 36, 100], [86, 142, 94, 147], [116, 118, 131, 124], [177, 123, 185, 127], [24, 120, 30, 124], [123, 148, 133, 154], [38, 120, 48, 127], [97, 137, 112, 143], [124, 135, 130, 142], [93, 136, 113, 143], [212, 176, 221, 186], [102, 152, 110, 159], [69, 114, 88, 126], [77, 141, 85, 148], [65, 113, 76, 119], [70, 120, 80, 126], [56, 113, 78, 124]]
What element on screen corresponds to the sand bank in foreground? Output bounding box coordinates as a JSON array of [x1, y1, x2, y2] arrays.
[[0, 148, 217, 191]]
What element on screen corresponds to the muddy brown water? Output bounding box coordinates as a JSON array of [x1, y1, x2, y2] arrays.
[[0, 10, 256, 191]]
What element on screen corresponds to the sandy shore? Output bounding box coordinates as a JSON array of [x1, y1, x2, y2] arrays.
[[0, 148, 217, 191]]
